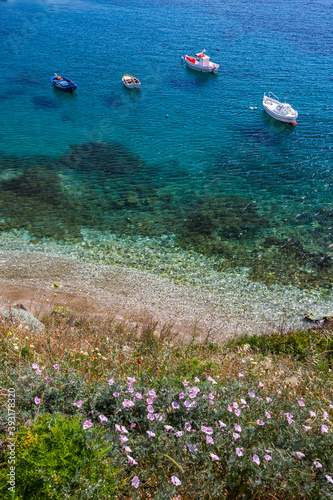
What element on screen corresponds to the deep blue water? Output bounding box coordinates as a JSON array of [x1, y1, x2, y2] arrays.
[[0, 0, 332, 292]]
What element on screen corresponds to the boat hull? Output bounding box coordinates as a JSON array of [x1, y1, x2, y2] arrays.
[[263, 105, 297, 124], [263, 94, 298, 125], [184, 56, 219, 73], [51, 75, 77, 93], [185, 60, 214, 72], [122, 75, 141, 89]]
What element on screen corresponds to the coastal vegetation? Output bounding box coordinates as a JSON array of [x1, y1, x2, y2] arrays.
[[0, 307, 332, 499]]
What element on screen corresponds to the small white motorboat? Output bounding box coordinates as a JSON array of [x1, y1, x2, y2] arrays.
[[184, 51, 219, 73], [263, 92, 298, 125], [122, 74, 141, 89]]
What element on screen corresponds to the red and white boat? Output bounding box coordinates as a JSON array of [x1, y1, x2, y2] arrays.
[[263, 92, 298, 125], [184, 51, 219, 73]]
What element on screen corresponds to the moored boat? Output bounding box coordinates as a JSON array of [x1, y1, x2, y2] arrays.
[[263, 92, 298, 125], [184, 51, 219, 73], [122, 74, 141, 89], [51, 74, 77, 93]]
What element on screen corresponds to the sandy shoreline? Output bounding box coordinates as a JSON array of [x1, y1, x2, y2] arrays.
[[0, 249, 332, 341]]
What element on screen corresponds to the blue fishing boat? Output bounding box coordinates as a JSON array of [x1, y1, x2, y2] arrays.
[[51, 73, 77, 93]]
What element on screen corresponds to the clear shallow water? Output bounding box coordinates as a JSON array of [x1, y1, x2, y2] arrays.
[[0, 0, 333, 294]]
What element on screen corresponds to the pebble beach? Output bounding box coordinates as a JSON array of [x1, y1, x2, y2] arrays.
[[0, 229, 332, 340]]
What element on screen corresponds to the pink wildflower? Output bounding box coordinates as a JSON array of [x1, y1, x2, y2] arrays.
[[108, 378, 115, 385], [232, 402, 239, 409], [45, 376, 52, 383], [165, 425, 174, 431], [119, 435, 128, 443], [127, 455, 138, 466], [298, 400, 305, 407], [266, 397, 272, 402], [206, 435, 214, 444], [135, 392, 143, 399], [219, 420, 227, 428], [265, 411, 271, 418], [194, 377, 200, 382], [189, 387, 200, 398], [257, 420, 265, 426], [295, 452, 305, 459], [99, 414, 108, 422], [113, 392, 119, 398], [323, 411, 329, 421], [313, 461, 322, 468], [210, 453, 219, 461], [171, 475, 181, 486], [175, 431, 184, 437], [183, 380, 189, 386], [248, 391, 255, 398], [236, 448, 243, 457], [253, 454, 260, 466], [179, 392, 185, 399], [227, 404, 232, 412], [34, 397, 41, 405], [234, 409, 241, 417], [238, 373, 244, 377], [172, 401, 179, 409], [264, 455, 272, 462], [325, 475, 333, 484], [207, 376, 217, 384], [302, 425, 312, 431], [123, 399, 135, 408], [32, 363, 39, 370], [36, 369, 42, 375], [185, 422, 192, 431], [234, 424, 241, 432], [130, 423, 136, 428], [53, 364, 60, 370], [321, 425, 328, 433], [82, 419, 93, 429], [147, 404, 154, 413], [233, 432, 240, 440], [258, 382, 264, 387], [201, 425, 213, 435], [147, 430, 155, 437], [132, 476, 140, 488], [127, 376, 136, 385], [124, 446, 132, 453], [309, 411, 316, 417]]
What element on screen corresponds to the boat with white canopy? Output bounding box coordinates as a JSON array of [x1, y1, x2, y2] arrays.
[[263, 92, 298, 125]]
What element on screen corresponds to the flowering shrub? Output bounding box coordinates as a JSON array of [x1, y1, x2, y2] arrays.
[[0, 311, 332, 498]]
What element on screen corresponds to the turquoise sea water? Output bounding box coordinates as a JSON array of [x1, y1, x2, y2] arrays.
[[0, 0, 333, 296]]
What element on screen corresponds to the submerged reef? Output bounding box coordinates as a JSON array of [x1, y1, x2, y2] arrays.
[[0, 142, 332, 291]]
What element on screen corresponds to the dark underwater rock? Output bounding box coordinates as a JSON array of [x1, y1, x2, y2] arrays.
[[103, 95, 123, 108], [32, 96, 60, 110]]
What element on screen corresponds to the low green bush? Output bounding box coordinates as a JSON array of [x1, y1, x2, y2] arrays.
[[232, 329, 333, 367], [0, 413, 119, 500]]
